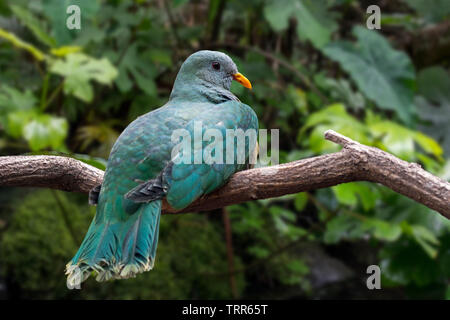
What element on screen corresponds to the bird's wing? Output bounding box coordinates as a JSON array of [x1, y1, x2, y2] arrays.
[[125, 100, 259, 210]]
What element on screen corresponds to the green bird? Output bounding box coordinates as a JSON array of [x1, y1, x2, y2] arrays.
[[66, 50, 258, 286]]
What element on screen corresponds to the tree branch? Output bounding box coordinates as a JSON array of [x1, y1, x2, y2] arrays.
[[0, 130, 449, 218]]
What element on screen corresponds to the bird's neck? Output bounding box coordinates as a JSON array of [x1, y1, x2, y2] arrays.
[[170, 75, 239, 104]]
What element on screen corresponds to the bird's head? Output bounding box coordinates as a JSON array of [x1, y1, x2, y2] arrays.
[[172, 50, 252, 96]]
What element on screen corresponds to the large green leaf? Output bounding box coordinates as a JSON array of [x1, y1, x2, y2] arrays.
[[0, 85, 37, 130], [365, 219, 402, 242], [332, 182, 378, 211], [314, 75, 366, 111], [264, 0, 338, 48], [416, 66, 450, 156], [50, 53, 118, 102], [324, 213, 402, 243], [402, 222, 440, 258], [301, 103, 442, 163], [23, 116, 67, 151], [0, 85, 36, 112], [299, 103, 370, 153], [6, 111, 68, 151], [106, 44, 158, 96], [380, 240, 441, 286], [10, 4, 56, 47], [368, 120, 443, 161], [42, 0, 100, 45], [322, 26, 416, 123], [6, 110, 34, 138], [404, 0, 450, 23]]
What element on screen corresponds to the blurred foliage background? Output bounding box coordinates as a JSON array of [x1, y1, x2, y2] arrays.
[[0, 0, 449, 299]]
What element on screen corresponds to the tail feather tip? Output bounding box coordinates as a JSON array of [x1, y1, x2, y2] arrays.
[[65, 257, 156, 287]]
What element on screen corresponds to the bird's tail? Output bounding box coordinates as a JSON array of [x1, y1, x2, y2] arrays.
[[66, 200, 161, 287]]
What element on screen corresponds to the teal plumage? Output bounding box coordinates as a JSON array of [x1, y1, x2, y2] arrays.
[[66, 51, 258, 286]]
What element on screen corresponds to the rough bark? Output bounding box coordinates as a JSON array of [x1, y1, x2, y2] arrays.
[[0, 155, 104, 193], [0, 130, 449, 218]]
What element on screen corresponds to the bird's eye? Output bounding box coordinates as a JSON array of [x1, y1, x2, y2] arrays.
[[212, 62, 220, 71]]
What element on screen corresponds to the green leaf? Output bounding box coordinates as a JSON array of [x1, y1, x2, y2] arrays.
[[50, 53, 118, 103], [269, 206, 299, 236], [324, 214, 364, 243], [402, 222, 440, 258], [380, 240, 441, 286], [263, 0, 291, 31], [64, 76, 93, 102], [264, 0, 338, 48], [413, 132, 443, 158], [324, 212, 402, 243], [6, 110, 35, 138], [322, 26, 416, 123], [315, 76, 365, 111], [294, 193, 308, 211], [404, 0, 450, 23], [22, 114, 68, 151], [300, 103, 370, 153], [147, 49, 173, 67], [0, 85, 37, 113], [42, 0, 100, 45], [363, 218, 402, 242], [6, 110, 68, 151], [332, 182, 377, 211], [247, 246, 270, 258], [10, 4, 56, 47], [286, 259, 309, 277], [286, 85, 308, 114], [368, 120, 443, 160], [109, 44, 158, 96], [416, 66, 450, 156], [23, 120, 51, 151]]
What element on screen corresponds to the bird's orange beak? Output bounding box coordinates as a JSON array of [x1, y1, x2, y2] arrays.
[[233, 72, 252, 89]]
